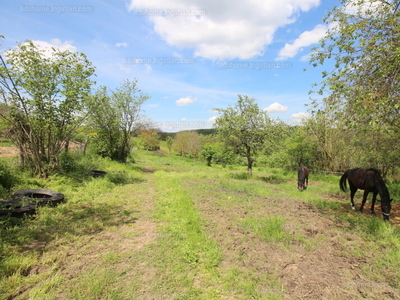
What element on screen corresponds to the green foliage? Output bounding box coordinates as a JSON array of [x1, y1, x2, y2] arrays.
[[200, 142, 217, 166], [166, 136, 173, 152], [88, 79, 149, 162], [0, 40, 96, 177], [214, 95, 274, 174], [284, 128, 318, 168], [138, 129, 160, 151], [172, 130, 201, 157], [59, 151, 98, 175], [0, 159, 17, 191], [309, 0, 400, 172]]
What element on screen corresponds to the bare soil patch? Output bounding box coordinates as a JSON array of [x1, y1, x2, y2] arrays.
[[0, 146, 18, 157]]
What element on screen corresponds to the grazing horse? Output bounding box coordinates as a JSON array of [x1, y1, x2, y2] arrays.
[[297, 166, 309, 191], [339, 168, 392, 221]]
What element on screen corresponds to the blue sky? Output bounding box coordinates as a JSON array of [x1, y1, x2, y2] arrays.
[[1, 0, 339, 132]]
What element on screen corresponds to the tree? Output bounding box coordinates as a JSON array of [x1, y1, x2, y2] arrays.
[[0, 40, 95, 177], [88, 79, 149, 162], [166, 136, 173, 152], [213, 95, 272, 174], [309, 0, 400, 173], [138, 128, 160, 151], [284, 127, 318, 169], [172, 131, 201, 157], [310, 0, 400, 128]]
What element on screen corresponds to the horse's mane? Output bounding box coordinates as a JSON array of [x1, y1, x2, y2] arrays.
[[369, 168, 390, 199]]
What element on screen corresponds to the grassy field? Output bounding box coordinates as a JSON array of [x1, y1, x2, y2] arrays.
[[1, 149, 400, 299]]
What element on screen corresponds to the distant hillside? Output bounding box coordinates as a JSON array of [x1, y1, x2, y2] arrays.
[[159, 128, 215, 140]]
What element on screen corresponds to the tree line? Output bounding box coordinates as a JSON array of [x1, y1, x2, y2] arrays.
[[0, 0, 399, 178]]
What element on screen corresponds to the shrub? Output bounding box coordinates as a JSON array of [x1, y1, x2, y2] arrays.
[[0, 160, 16, 190]]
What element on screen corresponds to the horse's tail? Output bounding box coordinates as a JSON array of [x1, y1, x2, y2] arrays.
[[339, 171, 348, 192]]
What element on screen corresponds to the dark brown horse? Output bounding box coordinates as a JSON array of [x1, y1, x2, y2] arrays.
[[339, 168, 392, 220], [297, 166, 309, 191]]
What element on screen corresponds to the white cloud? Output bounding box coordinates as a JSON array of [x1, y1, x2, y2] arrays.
[[115, 42, 128, 47], [116, 63, 131, 73], [291, 112, 311, 124], [300, 53, 312, 62], [264, 102, 288, 113], [176, 96, 196, 106], [4, 39, 77, 60], [17, 39, 76, 58], [33, 39, 77, 52], [144, 64, 152, 73], [276, 24, 328, 61], [128, 0, 320, 59], [208, 116, 217, 123], [3, 39, 77, 60]]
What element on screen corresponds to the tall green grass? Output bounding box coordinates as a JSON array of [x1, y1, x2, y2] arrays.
[[148, 171, 222, 296]]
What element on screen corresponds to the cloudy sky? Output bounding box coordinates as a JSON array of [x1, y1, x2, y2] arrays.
[[1, 0, 339, 131]]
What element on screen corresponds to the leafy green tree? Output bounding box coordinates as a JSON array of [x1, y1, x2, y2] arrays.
[[201, 143, 217, 166], [173, 131, 201, 157], [284, 127, 318, 169], [310, 0, 400, 128], [214, 95, 273, 174], [166, 136, 173, 152], [309, 0, 400, 173], [88, 79, 149, 162], [0, 40, 95, 177], [351, 126, 400, 177], [138, 128, 160, 151]]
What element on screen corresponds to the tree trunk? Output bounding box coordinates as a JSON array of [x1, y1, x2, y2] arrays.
[[246, 145, 253, 175]]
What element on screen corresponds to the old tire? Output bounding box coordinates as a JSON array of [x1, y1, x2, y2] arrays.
[[0, 199, 22, 208], [0, 201, 36, 218], [13, 189, 65, 207]]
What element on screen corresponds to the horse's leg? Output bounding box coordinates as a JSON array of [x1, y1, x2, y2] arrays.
[[360, 190, 369, 213], [370, 192, 377, 215], [305, 176, 308, 189], [349, 185, 357, 210]]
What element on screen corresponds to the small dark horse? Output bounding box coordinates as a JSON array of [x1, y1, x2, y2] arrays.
[[339, 168, 392, 221], [297, 166, 309, 191]]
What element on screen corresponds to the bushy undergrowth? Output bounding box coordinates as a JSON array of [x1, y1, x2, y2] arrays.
[[0, 159, 18, 192]]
